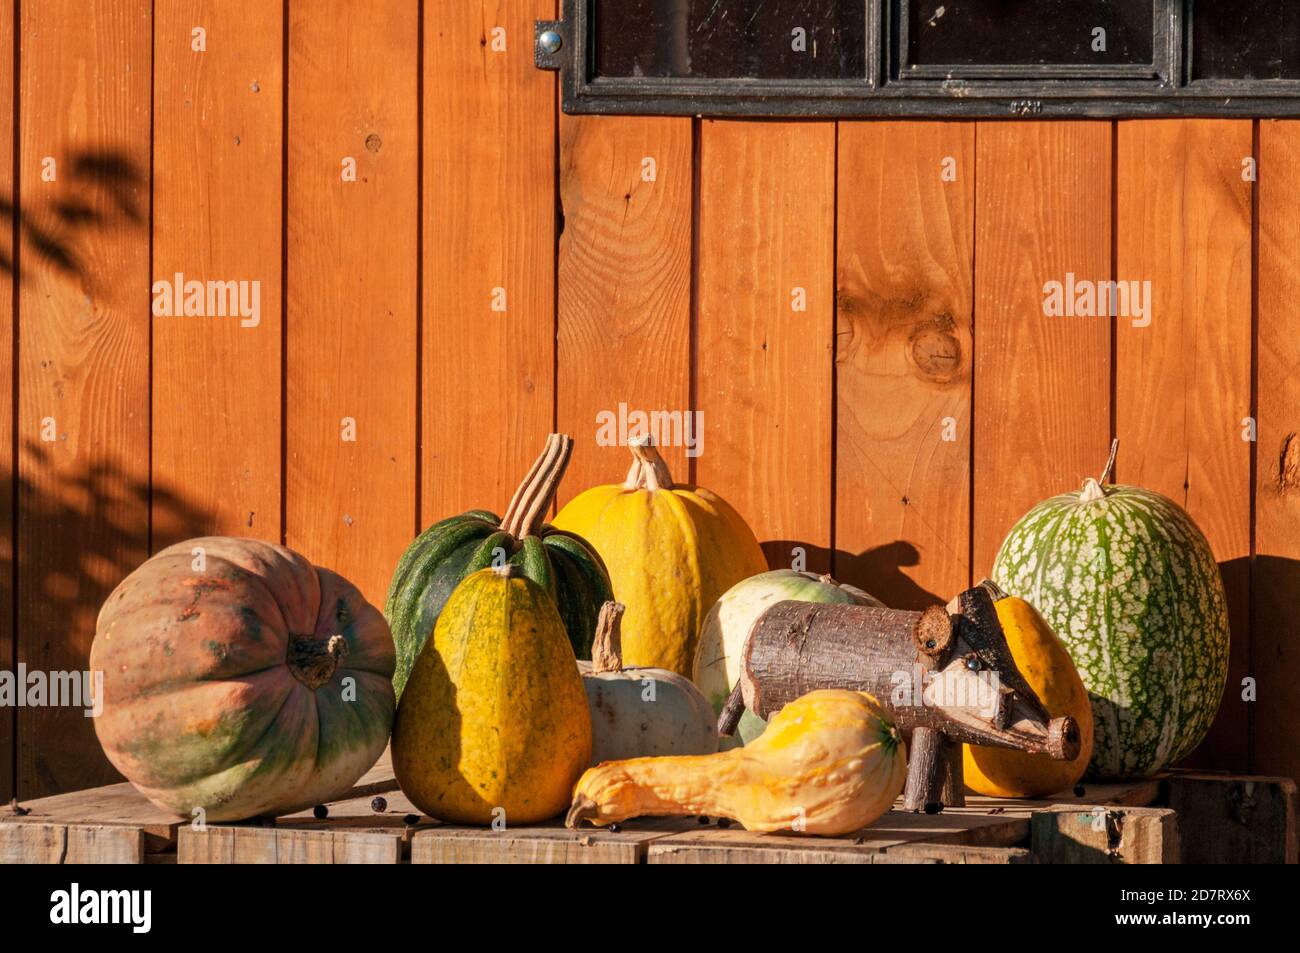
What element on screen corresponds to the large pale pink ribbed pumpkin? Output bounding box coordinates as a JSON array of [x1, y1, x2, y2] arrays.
[[90, 536, 395, 821]]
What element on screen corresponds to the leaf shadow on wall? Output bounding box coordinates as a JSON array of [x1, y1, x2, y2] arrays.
[[762, 539, 945, 609], [3, 440, 216, 799], [0, 148, 145, 286]]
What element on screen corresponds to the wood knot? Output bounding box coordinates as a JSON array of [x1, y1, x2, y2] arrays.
[[1278, 433, 1300, 493], [908, 316, 963, 383]]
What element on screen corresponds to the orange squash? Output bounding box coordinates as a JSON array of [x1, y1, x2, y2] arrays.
[[963, 587, 1094, 798], [567, 689, 906, 836], [553, 435, 767, 677]]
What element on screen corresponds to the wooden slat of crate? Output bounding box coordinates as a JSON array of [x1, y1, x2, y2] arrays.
[[885, 844, 1034, 865], [0, 822, 145, 864], [0, 782, 181, 862], [412, 817, 697, 865], [1031, 806, 1179, 864], [178, 757, 410, 864], [643, 779, 1158, 864], [648, 809, 1028, 865], [1165, 774, 1298, 864], [1, 747, 398, 863], [962, 778, 1163, 816], [180, 825, 404, 865]]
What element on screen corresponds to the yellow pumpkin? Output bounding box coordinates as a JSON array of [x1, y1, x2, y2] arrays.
[[963, 588, 1095, 798], [393, 565, 592, 824], [566, 690, 906, 836], [553, 435, 767, 676]]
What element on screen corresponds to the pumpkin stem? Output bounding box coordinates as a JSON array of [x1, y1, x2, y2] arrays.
[[591, 602, 625, 674], [622, 434, 675, 492], [499, 433, 574, 538], [1080, 438, 1119, 502], [978, 578, 1009, 602], [287, 633, 349, 690]]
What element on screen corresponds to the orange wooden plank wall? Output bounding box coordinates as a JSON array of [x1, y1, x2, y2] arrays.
[[0, 2, 1296, 799]]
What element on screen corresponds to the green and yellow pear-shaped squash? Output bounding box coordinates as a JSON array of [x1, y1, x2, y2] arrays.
[[393, 565, 592, 825]]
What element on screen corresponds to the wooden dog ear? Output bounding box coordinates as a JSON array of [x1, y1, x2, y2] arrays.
[[954, 585, 1050, 723]]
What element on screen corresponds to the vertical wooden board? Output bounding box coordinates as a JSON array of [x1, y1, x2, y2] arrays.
[[1257, 120, 1300, 787], [17, 0, 151, 797], [423, 2, 555, 523], [696, 120, 835, 570], [835, 122, 974, 608], [0, 0, 14, 806], [556, 115, 692, 498], [1115, 120, 1253, 771], [972, 122, 1112, 576], [286, 0, 418, 607], [152, 2, 283, 547]]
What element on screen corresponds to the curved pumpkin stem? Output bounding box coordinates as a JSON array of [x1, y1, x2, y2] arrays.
[[622, 434, 675, 492], [1080, 438, 1119, 502], [500, 434, 574, 538], [591, 602, 625, 674], [978, 578, 1009, 602]]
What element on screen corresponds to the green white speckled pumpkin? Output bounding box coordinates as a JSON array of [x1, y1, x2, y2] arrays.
[[990, 474, 1229, 780], [693, 569, 883, 745]]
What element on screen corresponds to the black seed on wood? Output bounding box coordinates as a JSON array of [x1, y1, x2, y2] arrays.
[[371, 796, 388, 813], [313, 804, 328, 819]]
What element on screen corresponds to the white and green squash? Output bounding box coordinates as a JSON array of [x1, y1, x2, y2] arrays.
[[990, 451, 1229, 780], [580, 602, 718, 765], [693, 569, 883, 745]]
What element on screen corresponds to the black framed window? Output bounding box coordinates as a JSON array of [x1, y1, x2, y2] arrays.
[[898, 0, 1157, 77], [594, 0, 867, 80], [1190, 0, 1300, 81], [535, 0, 1300, 118]]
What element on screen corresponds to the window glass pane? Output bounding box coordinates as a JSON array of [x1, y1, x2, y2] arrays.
[[905, 0, 1154, 68], [592, 0, 867, 80], [1192, 0, 1300, 80]]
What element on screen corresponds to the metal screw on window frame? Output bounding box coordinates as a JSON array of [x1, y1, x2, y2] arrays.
[[538, 30, 563, 55]]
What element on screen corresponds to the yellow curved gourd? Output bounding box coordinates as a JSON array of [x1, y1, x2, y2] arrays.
[[553, 436, 767, 676], [566, 690, 907, 836], [393, 565, 592, 825], [963, 591, 1095, 798]]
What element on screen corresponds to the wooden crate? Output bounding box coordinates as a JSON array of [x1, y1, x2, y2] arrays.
[[3, 768, 1293, 864], [647, 780, 1160, 865], [1, 783, 182, 864], [179, 789, 432, 864], [0, 749, 399, 864], [1031, 806, 1179, 864], [411, 817, 696, 864], [1165, 773, 1298, 864]]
